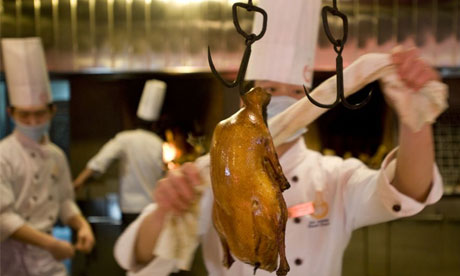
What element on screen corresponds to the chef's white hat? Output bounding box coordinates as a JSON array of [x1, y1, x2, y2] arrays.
[[137, 79, 166, 121], [245, 0, 322, 87], [1, 37, 52, 107]]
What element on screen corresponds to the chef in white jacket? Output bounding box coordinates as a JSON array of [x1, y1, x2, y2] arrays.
[[113, 1, 444, 275], [0, 37, 95, 276], [73, 80, 166, 228]]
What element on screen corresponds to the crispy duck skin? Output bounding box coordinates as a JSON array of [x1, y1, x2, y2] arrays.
[[210, 87, 291, 276]]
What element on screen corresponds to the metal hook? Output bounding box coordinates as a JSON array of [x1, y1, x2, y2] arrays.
[[303, 85, 340, 108], [304, 0, 372, 109], [304, 54, 373, 110], [208, 1, 267, 95]]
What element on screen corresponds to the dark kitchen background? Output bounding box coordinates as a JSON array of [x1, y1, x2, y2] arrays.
[[1, 0, 459, 275]]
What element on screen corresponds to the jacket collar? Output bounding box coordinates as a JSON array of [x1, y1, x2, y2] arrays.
[[279, 138, 309, 174], [13, 130, 50, 158]]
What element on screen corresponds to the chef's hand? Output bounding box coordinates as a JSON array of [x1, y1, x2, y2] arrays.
[[73, 179, 84, 190], [47, 238, 75, 260], [153, 162, 202, 215], [75, 224, 95, 253], [391, 47, 440, 92], [73, 168, 94, 190]]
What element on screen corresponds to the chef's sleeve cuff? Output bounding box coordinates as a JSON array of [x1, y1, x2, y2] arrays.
[[0, 212, 25, 242], [378, 147, 443, 217], [87, 159, 106, 174], [59, 200, 82, 224]]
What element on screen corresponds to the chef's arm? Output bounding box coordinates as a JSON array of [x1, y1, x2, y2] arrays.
[[0, 166, 74, 260], [74, 137, 123, 190], [11, 225, 75, 260], [67, 214, 95, 253], [73, 167, 96, 189], [135, 162, 201, 264], [135, 207, 169, 264], [392, 123, 434, 202], [390, 48, 439, 202], [12, 224, 58, 249]]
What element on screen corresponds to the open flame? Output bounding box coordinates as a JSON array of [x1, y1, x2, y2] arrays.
[[162, 142, 178, 170]]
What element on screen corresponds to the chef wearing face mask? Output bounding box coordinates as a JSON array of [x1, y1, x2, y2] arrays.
[[113, 0, 443, 275], [0, 37, 95, 276]]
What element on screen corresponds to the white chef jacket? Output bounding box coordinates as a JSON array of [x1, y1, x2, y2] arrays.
[[114, 139, 443, 276], [87, 129, 164, 213], [0, 131, 81, 276]]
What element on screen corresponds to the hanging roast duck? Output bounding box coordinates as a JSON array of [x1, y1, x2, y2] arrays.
[[210, 86, 291, 276], [206, 1, 362, 275], [207, 1, 291, 275]]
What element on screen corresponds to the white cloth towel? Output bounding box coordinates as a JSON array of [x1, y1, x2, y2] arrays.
[[269, 53, 449, 146], [380, 64, 448, 131], [152, 155, 211, 271]]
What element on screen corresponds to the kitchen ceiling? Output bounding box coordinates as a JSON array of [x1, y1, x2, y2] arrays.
[[0, 0, 458, 73]]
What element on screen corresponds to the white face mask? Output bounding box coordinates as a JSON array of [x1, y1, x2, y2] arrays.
[[267, 96, 307, 142], [14, 121, 50, 142]]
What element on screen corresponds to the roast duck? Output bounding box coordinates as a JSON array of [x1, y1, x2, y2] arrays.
[[210, 87, 291, 276]]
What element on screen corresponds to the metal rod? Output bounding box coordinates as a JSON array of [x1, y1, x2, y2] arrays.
[[454, 0, 459, 65], [71, 0, 78, 70], [145, 0, 151, 34], [126, 0, 133, 68], [89, 0, 96, 66], [432, 0, 438, 63], [412, 0, 418, 44], [145, 0, 152, 67], [15, 0, 22, 37], [34, 0, 41, 36], [52, 0, 59, 50], [108, 0, 114, 68], [0, 0, 3, 39]]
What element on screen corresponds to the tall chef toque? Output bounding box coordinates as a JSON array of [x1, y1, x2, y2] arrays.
[[246, 0, 322, 142], [1, 37, 52, 107], [136, 79, 167, 121], [245, 0, 322, 88]]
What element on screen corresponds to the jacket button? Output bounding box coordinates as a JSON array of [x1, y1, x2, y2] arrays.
[[25, 216, 30, 221], [392, 204, 401, 212], [295, 258, 302, 265], [48, 195, 53, 201], [294, 217, 301, 224], [291, 176, 299, 182], [34, 174, 39, 180], [32, 196, 37, 201]]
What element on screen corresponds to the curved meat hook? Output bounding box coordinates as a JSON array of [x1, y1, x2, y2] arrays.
[[304, 0, 372, 110], [208, 1, 267, 95]]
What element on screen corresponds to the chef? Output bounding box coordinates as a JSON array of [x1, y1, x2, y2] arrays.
[[0, 37, 95, 275], [113, 0, 444, 275], [73, 79, 166, 228]]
